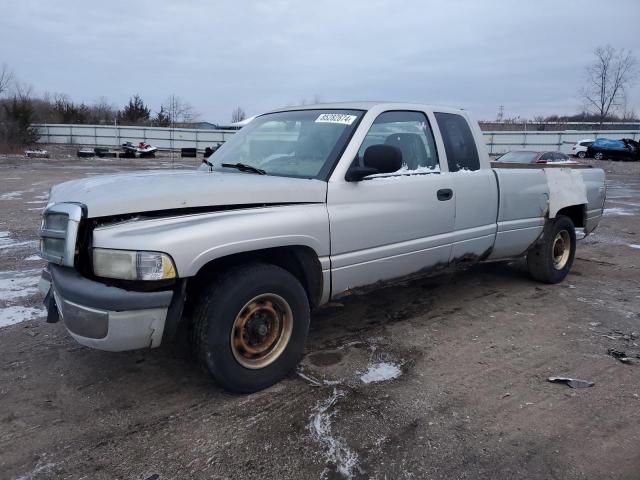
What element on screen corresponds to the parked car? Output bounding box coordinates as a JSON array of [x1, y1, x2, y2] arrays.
[[495, 150, 576, 164], [38, 102, 606, 393], [586, 138, 639, 161], [571, 139, 594, 158]]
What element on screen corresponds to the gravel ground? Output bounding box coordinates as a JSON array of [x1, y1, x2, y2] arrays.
[[0, 149, 639, 480]]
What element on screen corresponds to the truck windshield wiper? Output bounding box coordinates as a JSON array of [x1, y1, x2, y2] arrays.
[[221, 163, 266, 175]]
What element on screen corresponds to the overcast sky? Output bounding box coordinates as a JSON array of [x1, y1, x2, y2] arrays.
[[2, 0, 640, 123]]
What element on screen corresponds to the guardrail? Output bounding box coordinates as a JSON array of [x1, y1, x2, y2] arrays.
[[34, 123, 639, 155]]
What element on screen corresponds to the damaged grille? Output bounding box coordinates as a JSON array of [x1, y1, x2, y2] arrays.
[[39, 203, 84, 266]]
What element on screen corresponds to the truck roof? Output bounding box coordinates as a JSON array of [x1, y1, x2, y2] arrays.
[[268, 101, 466, 114]]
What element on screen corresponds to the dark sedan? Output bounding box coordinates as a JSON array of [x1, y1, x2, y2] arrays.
[[495, 150, 576, 164], [586, 138, 639, 161]]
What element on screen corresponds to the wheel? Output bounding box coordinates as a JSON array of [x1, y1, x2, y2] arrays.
[[577, 151, 586, 159], [593, 152, 604, 160], [526, 215, 576, 284], [190, 263, 310, 393]]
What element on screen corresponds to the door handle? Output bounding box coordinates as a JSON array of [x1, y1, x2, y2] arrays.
[[437, 188, 453, 201]]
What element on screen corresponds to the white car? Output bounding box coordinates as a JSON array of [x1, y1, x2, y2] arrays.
[[571, 139, 594, 158]]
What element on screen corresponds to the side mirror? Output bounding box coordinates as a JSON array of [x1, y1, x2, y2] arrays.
[[345, 144, 403, 182]]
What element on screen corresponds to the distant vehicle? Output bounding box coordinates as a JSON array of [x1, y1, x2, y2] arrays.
[[571, 139, 594, 159], [121, 141, 158, 158], [586, 138, 639, 161], [496, 150, 576, 164]]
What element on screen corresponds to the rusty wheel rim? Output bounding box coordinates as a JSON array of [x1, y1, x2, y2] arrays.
[[552, 230, 571, 270], [230, 293, 293, 369]]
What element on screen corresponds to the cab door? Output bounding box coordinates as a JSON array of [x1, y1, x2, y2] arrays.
[[327, 110, 455, 297], [433, 112, 498, 261]]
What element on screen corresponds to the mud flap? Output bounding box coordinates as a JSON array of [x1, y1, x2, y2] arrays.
[[44, 289, 60, 324]]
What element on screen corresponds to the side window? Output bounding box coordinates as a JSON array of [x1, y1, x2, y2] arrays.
[[434, 112, 480, 172], [357, 111, 439, 173], [540, 153, 553, 162]]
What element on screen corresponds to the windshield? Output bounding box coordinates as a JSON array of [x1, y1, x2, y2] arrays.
[[203, 109, 363, 179], [496, 151, 539, 163]]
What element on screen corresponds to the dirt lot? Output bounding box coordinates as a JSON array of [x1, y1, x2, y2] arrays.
[[1, 149, 639, 480]]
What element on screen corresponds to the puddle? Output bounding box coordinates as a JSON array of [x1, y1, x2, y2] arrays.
[[308, 350, 344, 367]]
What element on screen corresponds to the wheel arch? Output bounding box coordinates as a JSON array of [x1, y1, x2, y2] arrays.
[[555, 204, 585, 228], [188, 245, 325, 309]]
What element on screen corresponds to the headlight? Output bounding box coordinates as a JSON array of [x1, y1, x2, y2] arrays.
[[93, 248, 176, 281]]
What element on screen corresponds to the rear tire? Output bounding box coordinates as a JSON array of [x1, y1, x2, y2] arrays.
[[577, 151, 586, 159], [526, 215, 576, 284], [190, 263, 310, 393]]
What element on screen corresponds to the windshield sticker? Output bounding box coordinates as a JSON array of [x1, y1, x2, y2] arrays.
[[315, 113, 357, 125]]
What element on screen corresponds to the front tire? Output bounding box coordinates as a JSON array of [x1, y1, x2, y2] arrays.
[[526, 215, 576, 284], [577, 151, 586, 159], [594, 152, 604, 160], [190, 263, 310, 393]]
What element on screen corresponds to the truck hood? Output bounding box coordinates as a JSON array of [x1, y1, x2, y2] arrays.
[[49, 170, 328, 218]]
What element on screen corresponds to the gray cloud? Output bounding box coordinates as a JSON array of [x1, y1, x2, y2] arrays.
[[2, 0, 639, 122]]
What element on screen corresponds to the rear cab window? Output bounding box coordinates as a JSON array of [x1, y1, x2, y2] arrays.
[[434, 112, 480, 172]]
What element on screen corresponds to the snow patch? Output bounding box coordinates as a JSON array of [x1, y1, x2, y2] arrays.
[[0, 190, 25, 200], [0, 231, 36, 250], [604, 207, 635, 216], [0, 239, 37, 250], [0, 270, 41, 301], [0, 306, 46, 328], [369, 164, 440, 179], [14, 456, 56, 480], [360, 362, 402, 384], [629, 244, 640, 250], [24, 254, 42, 261], [310, 388, 359, 479]]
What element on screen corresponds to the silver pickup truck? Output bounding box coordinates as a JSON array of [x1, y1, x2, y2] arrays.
[[38, 102, 606, 392]]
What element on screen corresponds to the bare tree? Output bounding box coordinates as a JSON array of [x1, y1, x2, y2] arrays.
[[163, 94, 198, 126], [580, 45, 638, 124], [231, 106, 246, 123], [92, 96, 117, 124], [0, 63, 13, 96]]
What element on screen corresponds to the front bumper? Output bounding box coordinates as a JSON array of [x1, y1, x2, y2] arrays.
[[40, 265, 174, 352]]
